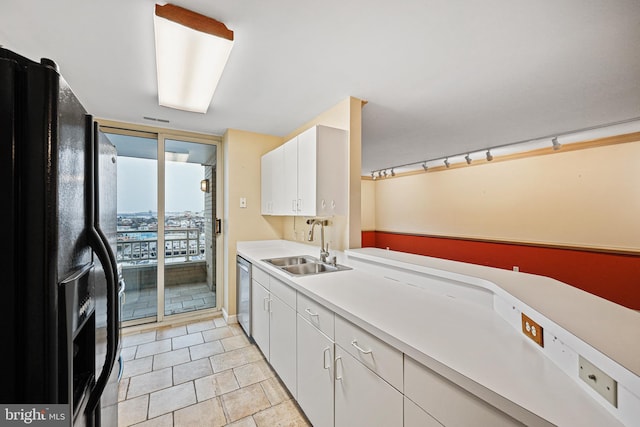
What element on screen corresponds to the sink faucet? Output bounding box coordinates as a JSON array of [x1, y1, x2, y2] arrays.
[[306, 219, 330, 263]]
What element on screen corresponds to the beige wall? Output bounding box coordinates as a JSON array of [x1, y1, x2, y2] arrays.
[[367, 139, 640, 252], [361, 179, 376, 231], [223, 129, 284, 318], [281, 97, 364, 251]]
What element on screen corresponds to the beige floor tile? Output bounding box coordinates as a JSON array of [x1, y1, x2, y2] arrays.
[[226, 416, 258, 427], [173, 358, 213, 385], [148, 382, 197, 419], [121, 346, 138, 361], [194, 370, 240, 402], [253, 399, 310, 427], [260, 377, 290, 406], [202, 326, 234, 342], [221, 334, 251, 352], [156, 325, 187, 340], [122, 331, 157, 348], [229, 323, 245, 336], [221, 383, 270, 422], [172, 332, 204, 349], [173, 397, 226, 427], [233, 360, 275, 388], [118, 394, 148, 427], [186, 319, 216, 334], [189, 340, 225, 360], [131, 413, 173, 427], [152, 347, 190, 370], [136, 339, 172, 358], [127, 367, 173, 398], [118, 377, 130, 402], [214, 317, 227, 328], [122, 356, 153, 379], [210, 345, 264, 373]]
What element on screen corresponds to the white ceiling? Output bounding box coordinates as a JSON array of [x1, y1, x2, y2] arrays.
[[2, 0, 639, 174]]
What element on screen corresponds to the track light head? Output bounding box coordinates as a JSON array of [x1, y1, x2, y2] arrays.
[[465, 154, 472, 165], [390, 168, 395, 177], [422, 162, 428, 172], [371, 172, 377, 180], [486, 150, 493, 161], [552, 137, 561, 150], [444, 158, 450, 168]]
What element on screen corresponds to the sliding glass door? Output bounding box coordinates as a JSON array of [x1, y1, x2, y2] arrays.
[[101, 123, 222, 325]]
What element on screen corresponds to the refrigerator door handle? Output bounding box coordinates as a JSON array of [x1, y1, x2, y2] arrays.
[[86, 117, 120, 413]]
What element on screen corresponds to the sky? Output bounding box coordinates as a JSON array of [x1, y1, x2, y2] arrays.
[[117, 157, 205, 214]]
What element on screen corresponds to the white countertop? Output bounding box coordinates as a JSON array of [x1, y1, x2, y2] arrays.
[[237, 240, 638, 427]]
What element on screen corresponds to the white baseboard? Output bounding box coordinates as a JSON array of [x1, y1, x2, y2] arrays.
[[222, 308, 238, 324]]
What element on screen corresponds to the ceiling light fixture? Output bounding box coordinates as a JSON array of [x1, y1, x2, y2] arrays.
[[552, 137, 562, 150], [422, 163, 428, 172], [444, 158, 450, 168], [154, 3, 234, 113], [390, 168, 396, 177], [486, 150, 494, 161], [465, 154, 472, 165], [371, 172, 376, 180]]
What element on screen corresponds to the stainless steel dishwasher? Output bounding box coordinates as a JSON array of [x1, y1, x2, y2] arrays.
[[236, 256, 252, 337]]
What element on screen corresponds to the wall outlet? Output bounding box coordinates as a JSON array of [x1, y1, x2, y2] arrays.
[[240, 197, 247, 208], [579, 355, 617, 407], [521, 313, 544, 347]]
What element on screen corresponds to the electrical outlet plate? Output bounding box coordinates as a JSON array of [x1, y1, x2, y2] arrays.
[[579, 355, 617, 407], [521, 313, 543, 347]]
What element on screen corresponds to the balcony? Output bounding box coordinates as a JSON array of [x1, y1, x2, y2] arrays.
[[117, 228, 215, 321]]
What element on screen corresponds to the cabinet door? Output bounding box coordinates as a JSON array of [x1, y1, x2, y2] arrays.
[[260, 151, 273, 214], [334, 345, 403, 427], [297, 315, 334, 427], [251, 281, 270, 357], [283, 138, 298, 214], [269, 294, 297, 397], [270, 145, 287, 215], [296, 126, 317, 216]]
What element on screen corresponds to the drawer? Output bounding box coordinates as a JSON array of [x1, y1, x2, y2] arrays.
[[404, 357, 523, 427], [269, 275, 296, 309], [252, 265, 270, 288], [334, 315, 403, 391], [297, 292, 334, 339]]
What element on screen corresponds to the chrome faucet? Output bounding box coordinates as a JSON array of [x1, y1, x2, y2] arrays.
[[306, 218, 330, 263]]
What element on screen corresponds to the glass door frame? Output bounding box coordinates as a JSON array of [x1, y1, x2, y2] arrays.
[[97, 119, 224, 326]]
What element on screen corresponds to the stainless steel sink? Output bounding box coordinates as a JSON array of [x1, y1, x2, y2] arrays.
[[263, 255, 318, 267], [262, 255, 351, 276]]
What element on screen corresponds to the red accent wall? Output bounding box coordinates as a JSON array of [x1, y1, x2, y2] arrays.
[[361, 231, 640, 310]]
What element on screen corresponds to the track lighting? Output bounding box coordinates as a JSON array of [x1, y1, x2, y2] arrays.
[[371, 172, 376, 180], [390, 168, 395, 177], [486, 150, 493, 161], [465, 154, 472, 165], [382, 170, 387, 177], [552, 137, 561, 150], [444, 158, 450, 168], [422, 163, 428, 172]]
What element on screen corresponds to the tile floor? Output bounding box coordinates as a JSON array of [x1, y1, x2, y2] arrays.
[[118, 316, 311, 426], [122, 282, 216, 322]]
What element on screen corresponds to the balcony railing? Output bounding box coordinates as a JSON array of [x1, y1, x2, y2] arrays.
[[117, 228, 205, 264]]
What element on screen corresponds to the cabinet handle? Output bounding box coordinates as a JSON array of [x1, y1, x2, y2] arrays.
[[351, 339, 372, 355], [292, 200, 297, 212], [305, 308, 319, 317], [323, 347, 331, 370], [298, 199, 302, 211], [334, 356, 343, 380], [263, 296, 269, 312]]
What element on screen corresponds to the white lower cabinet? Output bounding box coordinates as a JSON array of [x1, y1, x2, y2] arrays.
[[269, 293, 297, 397], [334, 345, 403, 427], [250, 280, 270, 357], [296, 315, 334, 427], [404, 357, 523, 427], [404, 397, 443, 427]]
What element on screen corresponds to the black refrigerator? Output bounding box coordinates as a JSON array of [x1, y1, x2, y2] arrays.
[[0, 48, 122, 426]]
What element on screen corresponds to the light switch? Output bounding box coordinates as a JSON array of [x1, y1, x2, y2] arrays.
[[240, 197, 247, 208]]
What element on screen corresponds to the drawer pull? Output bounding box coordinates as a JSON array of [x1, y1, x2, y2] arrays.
[[305, 308, 319, 317], [351, 339, 372, 355], [323, 347, 331, 370]]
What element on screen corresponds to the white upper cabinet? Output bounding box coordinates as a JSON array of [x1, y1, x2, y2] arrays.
[[261, 125, 348, 217]]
